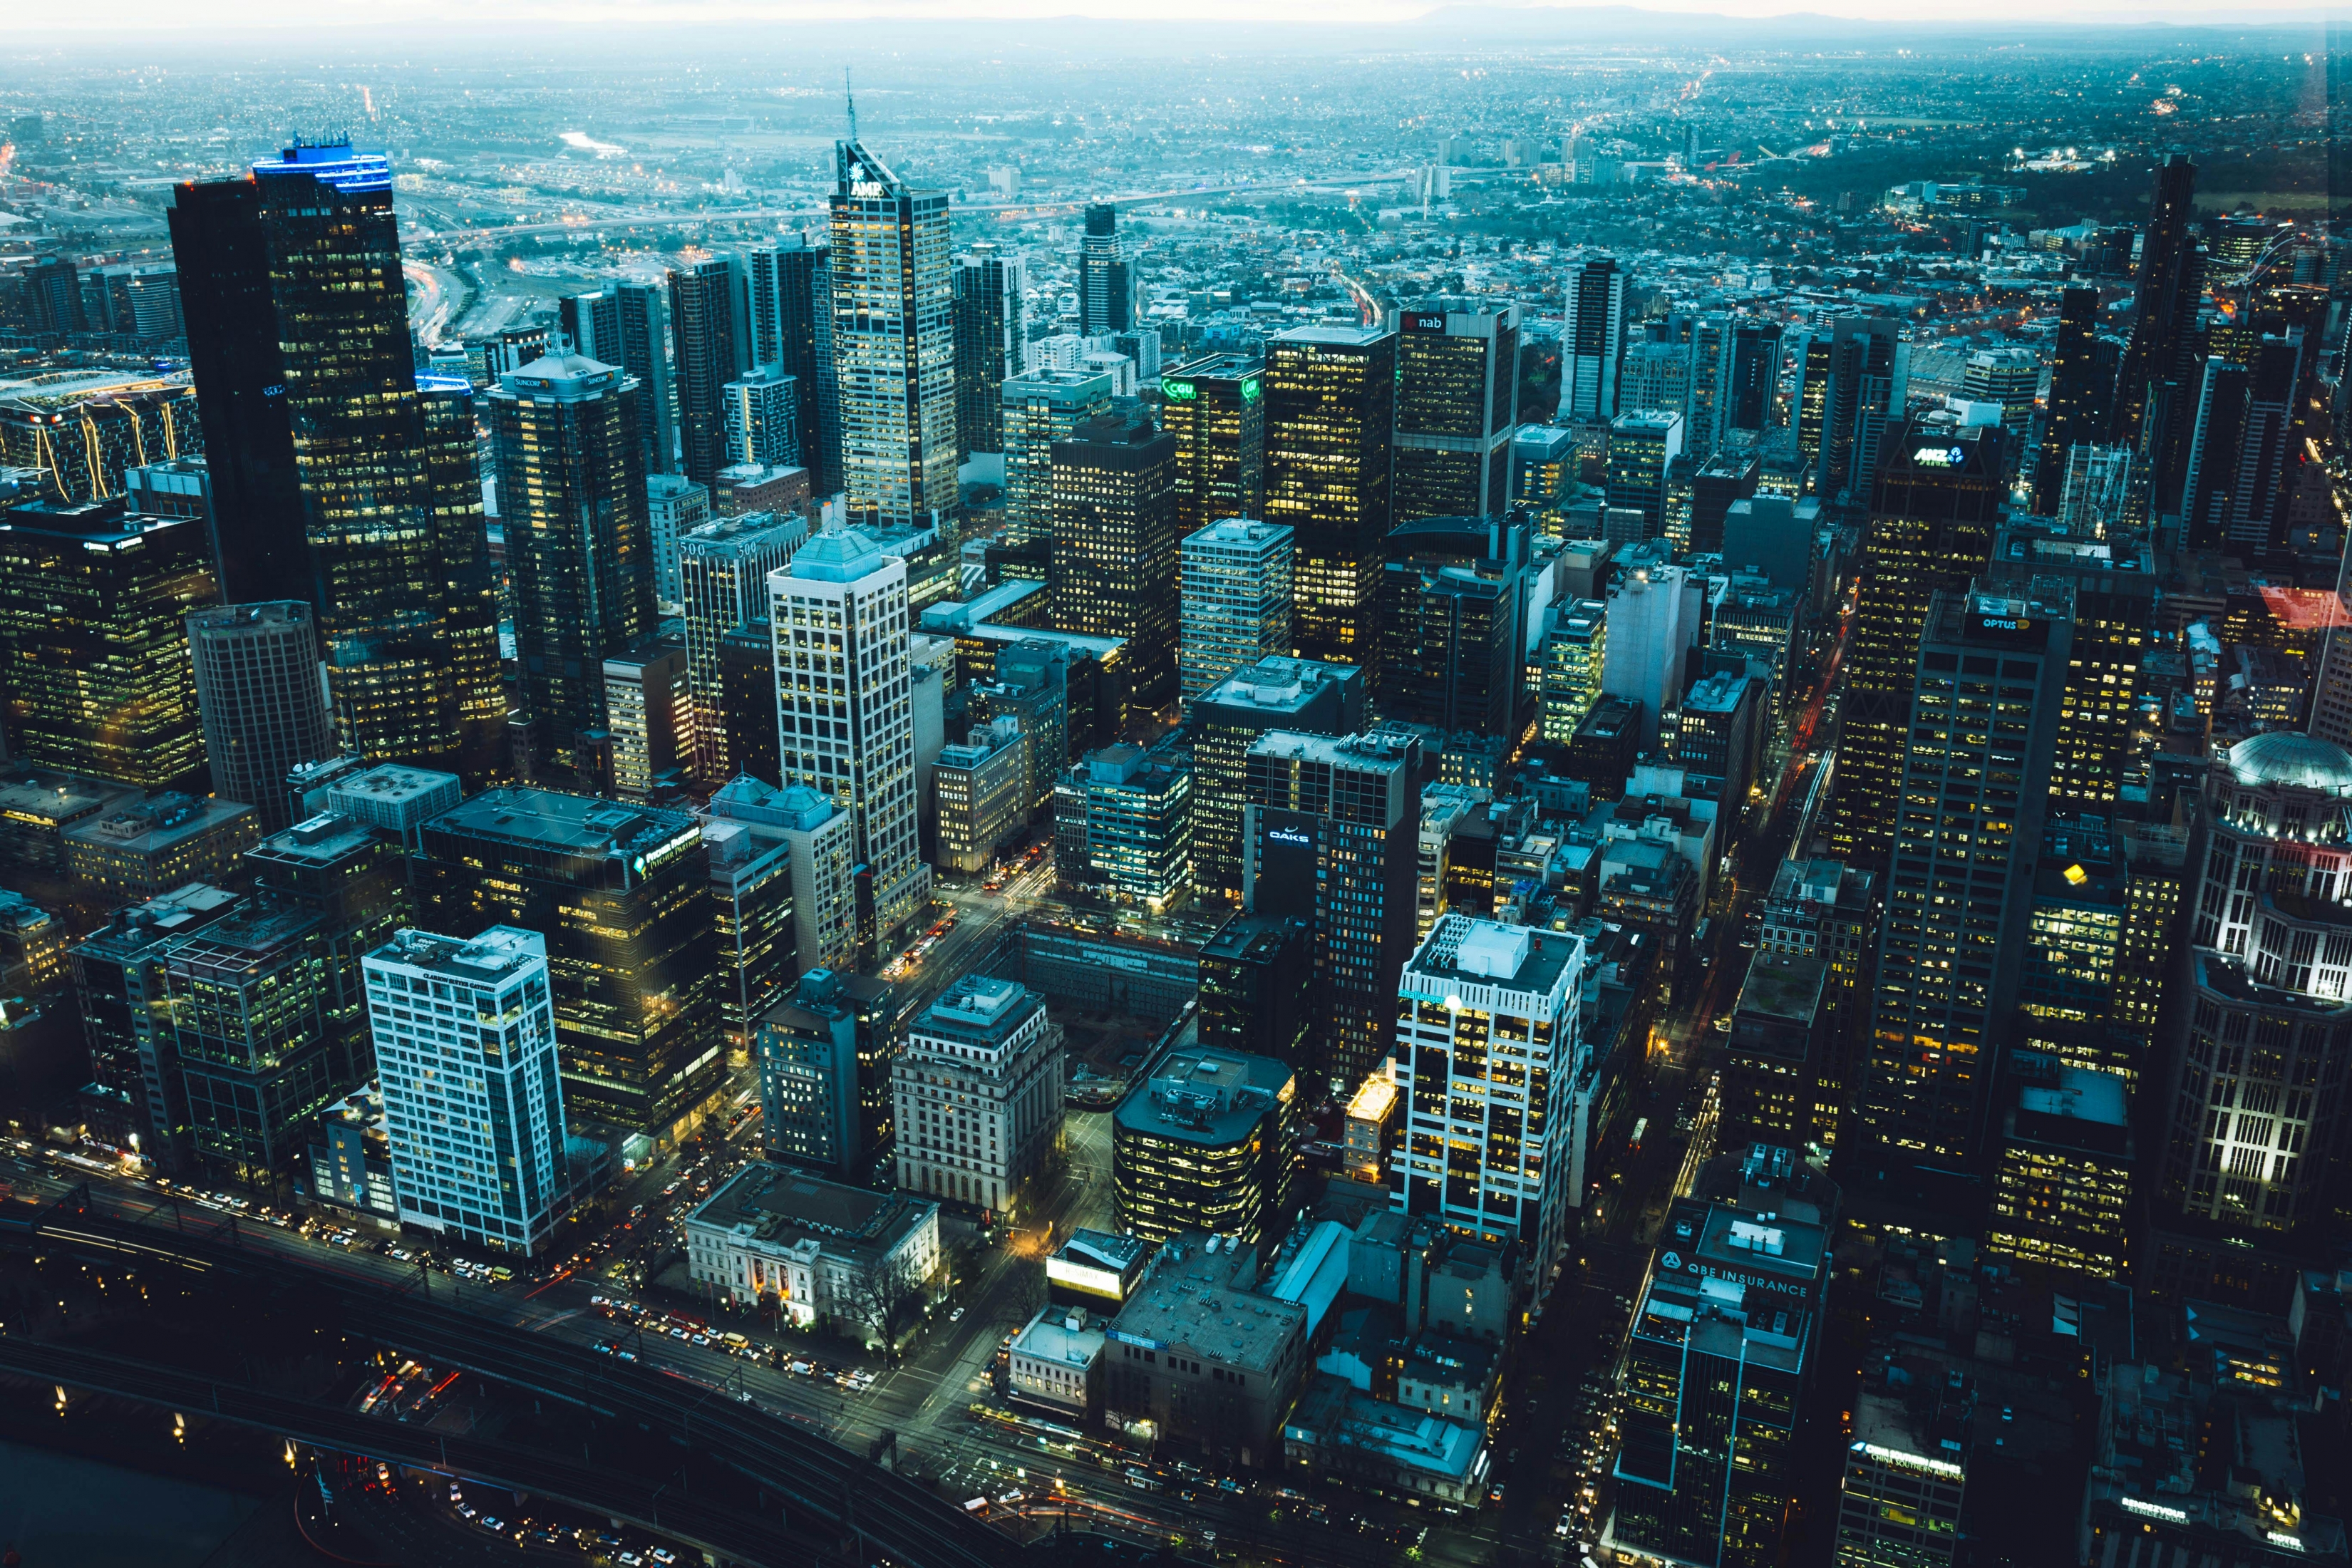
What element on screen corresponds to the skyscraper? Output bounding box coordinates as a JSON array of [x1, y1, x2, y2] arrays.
[[1989, 518, 2152, 811], [721, 364, 802, 470], [1000, 368, 1115, 545], [0, 500, 216, 794], [187, 602, 334, 831], [1161, 354, 1266, 540], [1051, 416, 1179, 711], [953, 245, 1027, 460], [1077, 203, 1134, 335], [1192, 659, 1363, 904], [164, 906, 342, 1189], [1604, 411, 1686, 540], [1855, 579, 2068, 1214], [416, 374, 512, 788], [770, 528, 929, 947], [1827, 421, 2006, 870], [1725, 316, 1784, 434], [1393, 304, 1520, 521], [669, 256, 748, 490], [1180, 519, 1295, 703], [416, 788, 723, 1136], [679, 511, 808, 787], [2113, 153, 2200, 458], [1562, 255, 1625, 421], [488, 354, 655, 775], [614, 282, 677, 477], [830, 140, 955, 528], [2180, 331, 2302, 554], [1817, 317, 1909, 503], [2032, 286, 2106, 511], [1381, 512, 1532, 740], [746, 234, 837, 490], [1264, 324, 1396, 678]]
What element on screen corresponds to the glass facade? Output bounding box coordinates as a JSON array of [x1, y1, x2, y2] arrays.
[[830, 141, 956, 529], [1264, 326, 1396, 680], [1393, 306, 1517, 522], [1050, 418, 1179, 710], [1161, 354, 1267, 540]]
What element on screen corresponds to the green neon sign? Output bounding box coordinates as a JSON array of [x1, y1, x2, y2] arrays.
[[1240, 376, 1262, 403], [1161, 378, 1197, 401]]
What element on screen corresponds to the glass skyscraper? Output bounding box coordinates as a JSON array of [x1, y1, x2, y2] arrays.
[[1161, 354, 1265, 539], [1393, 305, 1519, 522], [831, 140, 956, 528], [1264, 324, 1396, 681]]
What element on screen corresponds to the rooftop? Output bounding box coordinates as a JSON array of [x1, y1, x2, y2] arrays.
[[65, 793, 252, 850], [686, 1161, 934, 1264], [247, 812, 380, 868], [1200, 658, 1359, 718], [1107, 1234, 1304, 1373], [1401, 914, 1583, 1014], [914, 975, 1045, 1051], [1117, 1046, 1293, 1147], [368, 925, 547, 984], [425, 788, 701, 868], [1735, 952, 1829, 1026]]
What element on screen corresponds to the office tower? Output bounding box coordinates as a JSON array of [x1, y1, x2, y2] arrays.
[[1264, 324, 1397, 676], [1855, 580, 2069, 1214], [746, 234, 837, 492], [1668, 669, 1762, 805], [1689, 449, 1760, 557], [721, 365, 800, 470], [1961, 349, 2039, 446], [953, 246, 1027, 459], [701, 808, 793, 1045], [2113, 153, 2201, 456], [167, 178, 310, 609], [2183, 332, 2303, 554], [2145, 733, 2352, 1306], [1611, 1149, 1834, 1568], [1834, 1385, 1971, 1568], [558, 288, 619, 360], [414, 374, 511, 791], [1760, 859, 1882, 1149], [892, 975, 1063, 1213], [1984, 1058, 2134, 1280], [1793, 329, 1835, 473], [831, 140, 955, 529], [1162, 354, 1266, 540], [186, 602, 333, 832], [933, 718, 1028, 872], [757, 967, 862, 1172], [2056, 443, 2140, 537], [1393, 915, 1590, 1272], [710, 775, 858, 978], [1393, 304, 1520, 520], [1618, 332, 1691, 423], [68, 882, 243, 1172], [1827, 421, 2006, 869], [1113, 1044, 1300, 1247], [1726, 317, 1783, 433], [1076, 203, 1134, 335], [366, 926, 569, 1254], [1989, 518, 2152, 810], [677, 511, 806, 786], [1243, 730, 1419, 1093], [644, 475, 711, 607], [1180, 519, 1294, 703], [1540, 597, 1607, 743], [609, 282, 676, 477], [416, 788, 723, 1136], [1722, 951, 1832, 1150], [0, 502, 215, 793], [1721, 495, 1819, 592], [1683, 312, 1733, 459], [1562, 256, 1626, 421], [1818, 317, 1909, 502], [604, 631, 692, 800], [1192, 658, 1363, 902], [1062, 741, 1194, 913], [1605, 411, 1684, 540], [770, 527, 928, 947], [246, 808, 410, 1081], [488, 355, 655, 775], [1000, 367, 1115, 545], [1600, 562, 1695, 752], [1196, 912, 1314, 1072], [316, 763, 460, 854], [1381, 512, 1532, 740], [63, 791, 259, 908], [1051, 416, 1179, 709], [2032, 286, 2106, 510], [1512, 424, 1577, 520], [669, 256, 748, 489]]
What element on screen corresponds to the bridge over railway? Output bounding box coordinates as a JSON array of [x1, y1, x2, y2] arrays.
[[0, 1194, 1015, 1568]]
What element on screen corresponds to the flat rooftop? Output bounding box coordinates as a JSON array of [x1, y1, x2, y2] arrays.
[[1118, 1046, 1291, 1148], [1200, 659, 1357, 719], [368, 925, 545, 984], [1402, 914, 1582, 1009], [1735, 953, 1829, 1025], [424, 788, 698, 864], [687, 1161, 933, 1263], [1108, 1236, 1304, 1374], [915, 975, 1043, 1048]]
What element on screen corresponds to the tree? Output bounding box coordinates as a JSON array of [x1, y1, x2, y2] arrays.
[[836, 1255, 930, 1364]]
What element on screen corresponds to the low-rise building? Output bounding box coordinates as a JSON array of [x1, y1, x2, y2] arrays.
[[64, 792, 259, 908], [1101, 1232, 1309, 1468], [1048, 1228, 1152, 1311], [1283, 1373, 1489, 1505], [1113, 1044, 1300, 1247], [1009, 1305, 1107, 1421], [684, 1160, 941, 1343]]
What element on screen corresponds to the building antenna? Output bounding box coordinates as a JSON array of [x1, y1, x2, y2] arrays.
[[845, 68, 858, 143]]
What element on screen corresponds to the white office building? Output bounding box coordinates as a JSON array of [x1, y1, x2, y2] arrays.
[[892, 975, 1064, 1214], [1601, 561, 1699, 751], [1180, 519, 1296, 703], [768, 527, 929, 945], [646, 473, 711, 607], [366, 926, 568, 1256]]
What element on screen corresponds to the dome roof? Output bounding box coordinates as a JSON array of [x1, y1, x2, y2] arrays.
[[2226, 731, 2352, 795]]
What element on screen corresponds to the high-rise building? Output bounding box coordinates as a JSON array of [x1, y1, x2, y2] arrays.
[[676, 511, 807, 787], [1180, 519, 1295, 703], [367, 926, 569, 1254], [700, 809, 795, 1047], [1690, 448, 1760, 557], [604, 631, 692, 800], [2032, 286, 2107, 510], [1051, 416, 1178, 710], [1392, 915, 1590, 1272], [953, 246, 1027, 460], [1562, 256, 1626, 421], [1243, 729, 1420, 1093], [668, 256, 748, 489], [756, 967, 862, 1173], [611, 282, 677, 478], [1960, 348, 2039, 449], [1988, 519, 2152, 810], [2113, 153, 2201, 460], [1827, 421, 2007, 870], [0, 501, 215, 794], [1161, 354, 1266, 540], [1393, 304, 1520, 521], [1113, 1044, 1301, 1247], [245, 808, 411, 1090], [1191, 658, 1363, 902], [1984, 1061, 2133, 1280], [1683, 311, 1733, 460], [1076, 203, 1135, 335], [770, 527, 928, 947], [1604, 411, 1685, 540], [643, 474, 711, 609], [1196, 912, 1314, 1073], [1601, 561, 1696, 752], [1725, 316, 1783, 434], [1855, 579, 2069, 1214], [830, 140, 955, 528], [1817, 316, 1909, 504], [2145, 733, 2352, 1306], [1381, 512, 1532, 741], [68, 882, 243, 1172], [1610, 1147, 1835, 1568], [933, 718, 1029, 873], [2181, 332, 2302, 555], [1264, 324, 1396, 677], [892, 976, 1063, 1214], [488, 355, 655, 775], [414, 376, 511, 790], [746, 234, 837, 492], [710, 775, 858, 979], [721, 364, 800, 471], [1539, 597, 1607, 743], [416, 788, 723, 1137], [1063, 742, 1194, 914], [1000, 367, 1115, 545]]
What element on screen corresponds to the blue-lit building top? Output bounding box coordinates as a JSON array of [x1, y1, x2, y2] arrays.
[[251, 143, 393, 195]]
